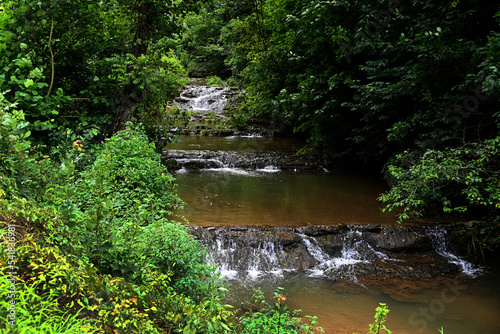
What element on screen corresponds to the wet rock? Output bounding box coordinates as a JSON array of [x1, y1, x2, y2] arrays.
[[363, 225, 433, 253], [188, 224, 478, 285], [162, 149, 328, 172], [297, 224, 343, 236], [319, 234, 344, 254]]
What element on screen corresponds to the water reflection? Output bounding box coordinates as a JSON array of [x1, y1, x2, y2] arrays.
[[166, 135, 306, 153], [226, 271, 500, 334], [174, 170, 397, 225]]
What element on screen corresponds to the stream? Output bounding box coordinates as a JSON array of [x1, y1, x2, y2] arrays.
[[166, 83, 500, 334]]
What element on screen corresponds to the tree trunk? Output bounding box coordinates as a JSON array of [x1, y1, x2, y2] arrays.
[[113, 1, 154, 133]]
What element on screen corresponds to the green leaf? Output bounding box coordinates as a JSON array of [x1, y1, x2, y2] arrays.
[[24, 79, 34, 88]]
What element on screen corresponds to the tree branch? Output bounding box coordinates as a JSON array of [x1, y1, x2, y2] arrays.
[[47, 16, 55, 97]]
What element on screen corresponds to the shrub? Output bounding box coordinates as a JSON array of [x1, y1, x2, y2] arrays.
[[237, 287, 323, 334], [0, 204, 99, 333], [0, 109, 32, 198], [379, 138, 500, 223], [0, 196, 230, 334], [0, 276, 97, 334], [72, 123, 220, 299], [76, 123, 181, 220], [207, 75, 225, 87]]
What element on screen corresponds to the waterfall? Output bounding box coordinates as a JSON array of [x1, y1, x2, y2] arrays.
[[426, 228, 483, 277], [191, 225, 479, 282], [299, 229, 390, 279], [163, 150, 296, 172], [173, 85, 236, 115], [204, 229, 291, 280]]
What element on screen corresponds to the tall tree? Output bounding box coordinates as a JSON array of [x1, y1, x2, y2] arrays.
[[113, 0, 156, 132], [113, 0, 196, 132]]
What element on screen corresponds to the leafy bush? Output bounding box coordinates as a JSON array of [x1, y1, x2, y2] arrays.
[[0, 201, 99, 333], [71, 123, 220, 299], [76, 123, 181, 220], [0, 276, 97, 334], [207, 75, 226, 87], [137, 221, 219, 300], [237, 287, 323, 334], [0, 109, 31, 198], [0, 194, 231, 334], [379, 138, 500, 223], [0, 102, 94, 204]]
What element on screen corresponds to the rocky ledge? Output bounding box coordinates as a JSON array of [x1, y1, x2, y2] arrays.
[[188, 224, 481, 291], [162, 149, 329, 172]]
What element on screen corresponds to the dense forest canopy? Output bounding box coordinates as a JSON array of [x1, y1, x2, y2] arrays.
[[1, 0, 500, 332], [179, 0, 499, 163], [175, 0, 500, 224], [0, 0, 498, 224]]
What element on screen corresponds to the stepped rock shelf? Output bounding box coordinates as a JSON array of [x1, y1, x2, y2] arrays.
[[188, 224, 482, 294], [164, 82, 500, 334], [162, 149, 327, 172]]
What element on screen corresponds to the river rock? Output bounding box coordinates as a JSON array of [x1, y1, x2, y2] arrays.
[[188, 224, 479, 286], [162, 149, 328, 172], [362, 225, 434, 253]]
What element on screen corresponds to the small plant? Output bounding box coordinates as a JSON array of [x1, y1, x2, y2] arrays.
[[237, 287, 323, 334], [367, 303, 391, 334]]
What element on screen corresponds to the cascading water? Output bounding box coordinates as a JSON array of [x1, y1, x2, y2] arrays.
[[191, 225, 476, 283], [163, 150, 284, 172], [246, 242, 285, 279], [167, 107, 496, 333], [173, 85, 237, 115], [300, 232, 364, 279], [166, 84, 327, 173], [202, 228, 293, 280], [425, 228, 483, 277], [301, 229, 392, 280]]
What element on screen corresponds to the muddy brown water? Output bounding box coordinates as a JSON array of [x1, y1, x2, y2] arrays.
[[225, 270, 500, 334], [173, 170, 399, 226], [166, 135, 500, 334]]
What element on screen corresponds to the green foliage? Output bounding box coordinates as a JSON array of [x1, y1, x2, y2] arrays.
[[0, 0, 121, 144], [368, 303, 391, 334], [0, 109, 31, 198], [0, 0, 197, 145], [207, 75, 226, 87], [0, 199, 98, 333], [0, 276, 97, 333], [351, 303, 391, 334], [174, 7, 231, 77], [215, 0, 500, 167], [77, 123, 181, 220], [379, 138, 500, 223], [0, 219, 229, 334], [68, 124, 220, 300], [109, 48, 188, 115], [0, 169, 231, 334], [88, 271, 232, 334], [237, 287, 324, 334]]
